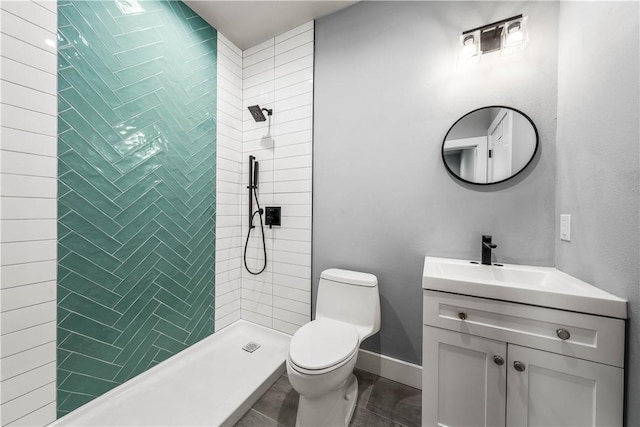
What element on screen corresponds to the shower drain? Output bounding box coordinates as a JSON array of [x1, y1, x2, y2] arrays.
[[242, 342, 261, 353]]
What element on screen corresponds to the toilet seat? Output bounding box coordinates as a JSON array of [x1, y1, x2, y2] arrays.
[[288, 319, 359, 374]]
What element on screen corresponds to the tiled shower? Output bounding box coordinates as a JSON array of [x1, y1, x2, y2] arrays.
[[56, 1, 218, 416], [239, 23, 313, 334], [0, 1, 313, 425], [214, 21, 314, 332]]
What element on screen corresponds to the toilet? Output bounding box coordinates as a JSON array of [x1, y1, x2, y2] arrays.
[[286, 268, 381, 427]]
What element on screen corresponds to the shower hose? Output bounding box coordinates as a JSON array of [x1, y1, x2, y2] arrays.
[[243, 186, 267, 275]]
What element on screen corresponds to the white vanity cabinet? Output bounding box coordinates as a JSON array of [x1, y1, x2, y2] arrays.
[[422, 290, 626, 427], [423, 325, 507, 427], [505, 343, 623, 427]]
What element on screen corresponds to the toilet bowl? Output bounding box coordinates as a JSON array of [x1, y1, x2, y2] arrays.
[[286, 269, 380, 427]]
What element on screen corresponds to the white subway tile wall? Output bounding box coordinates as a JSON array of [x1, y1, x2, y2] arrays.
[[0, 1, 58, 426], [215, 34, 243, 332], [241, 21, 313, 335]]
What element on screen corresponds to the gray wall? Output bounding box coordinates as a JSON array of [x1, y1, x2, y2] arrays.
[[555, 2, 639, 424], [313, 1, 558, 363]]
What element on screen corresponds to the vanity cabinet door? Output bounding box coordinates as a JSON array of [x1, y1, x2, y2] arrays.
[[423, 326, 506, 427], [506, 344, 624, 427]]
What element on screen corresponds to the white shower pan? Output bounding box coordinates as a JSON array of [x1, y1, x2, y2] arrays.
[[50, 320, 291, 427]]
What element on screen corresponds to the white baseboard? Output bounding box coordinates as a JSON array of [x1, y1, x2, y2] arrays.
[[355, 349, 422, 390]]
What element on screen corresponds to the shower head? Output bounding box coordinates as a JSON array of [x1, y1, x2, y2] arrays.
[[248, 105, 273, 122]]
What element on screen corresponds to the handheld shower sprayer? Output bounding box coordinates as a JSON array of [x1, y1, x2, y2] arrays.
[[244, 156, 266, 275], [253, 159, 259, 189], [248, 105, 272, 122]]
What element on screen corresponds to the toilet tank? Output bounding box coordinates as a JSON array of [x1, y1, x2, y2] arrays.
[[316, 269, 381, 340]]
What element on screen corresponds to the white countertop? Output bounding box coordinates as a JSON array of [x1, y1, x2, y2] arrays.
[[422, 256, 627, 319]]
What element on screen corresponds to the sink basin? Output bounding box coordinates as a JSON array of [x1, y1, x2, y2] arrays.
[[433, 260, 549, 286], [422, 257, 627, 319]]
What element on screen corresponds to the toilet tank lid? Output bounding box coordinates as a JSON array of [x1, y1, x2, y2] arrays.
[[321, 269, 378, 287]]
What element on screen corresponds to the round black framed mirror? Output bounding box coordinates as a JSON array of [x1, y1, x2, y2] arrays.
[[442, 106, 538, 185]]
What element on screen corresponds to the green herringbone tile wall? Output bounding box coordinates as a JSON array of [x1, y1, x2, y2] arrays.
[[57, 0, 216, 417]]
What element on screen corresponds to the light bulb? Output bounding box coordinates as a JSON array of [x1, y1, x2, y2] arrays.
[[461, 34, 477, 57], [505, 21, 523, 46]]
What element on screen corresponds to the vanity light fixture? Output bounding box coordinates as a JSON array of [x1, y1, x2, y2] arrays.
[[460, 15, 527, 58]]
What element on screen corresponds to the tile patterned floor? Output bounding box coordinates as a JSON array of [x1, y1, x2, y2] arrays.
[[235, 369, 421, 427]]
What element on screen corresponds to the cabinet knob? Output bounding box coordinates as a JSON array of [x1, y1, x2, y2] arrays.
[[556, 328, 571, 340], [458, 312, 467, 320], [493, 355, 504, 366], [513, 361, 526, 372]]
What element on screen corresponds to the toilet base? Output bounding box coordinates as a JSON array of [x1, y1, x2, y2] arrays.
[[295, 373, 358, 427]]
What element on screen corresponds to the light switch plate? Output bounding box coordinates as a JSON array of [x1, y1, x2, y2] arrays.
[[560, 214, 571, 241]]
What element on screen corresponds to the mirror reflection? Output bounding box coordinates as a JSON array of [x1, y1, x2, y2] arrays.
[[442, 106, 538, 184]]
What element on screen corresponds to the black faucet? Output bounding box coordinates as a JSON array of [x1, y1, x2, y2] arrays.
[[481, 235, 497, 265]]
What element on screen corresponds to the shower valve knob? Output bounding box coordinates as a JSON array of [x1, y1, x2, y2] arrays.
[[265, 207, 281, 228]]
